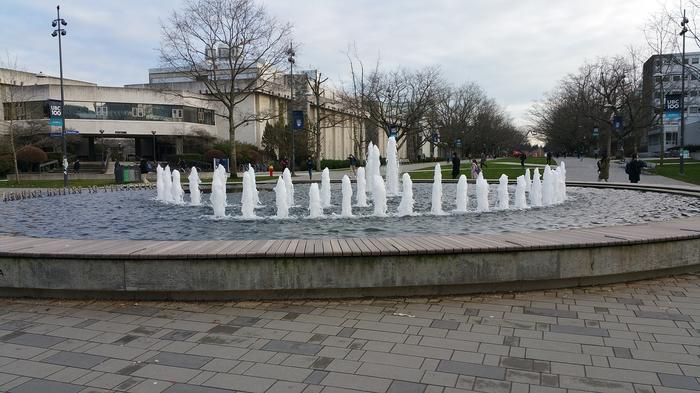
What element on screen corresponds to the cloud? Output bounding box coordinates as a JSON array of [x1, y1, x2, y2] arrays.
[[1, 0, 691, 126]]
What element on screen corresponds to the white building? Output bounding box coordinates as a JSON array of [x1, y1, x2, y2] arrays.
[[643, 52, 700, 154]]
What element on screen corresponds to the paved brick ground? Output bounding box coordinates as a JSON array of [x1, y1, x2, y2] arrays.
[[2, 275, 700, 392]]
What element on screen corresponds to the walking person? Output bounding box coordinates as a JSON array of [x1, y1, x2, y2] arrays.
[[546, 151, 553, 166], [519, 152, 527, 167], [597, 153, 610, 182], [348, 154, 357, 175], [470, 159, 481, 179], [306, 156, 314, 180], [480, 153, 488, 169], [73, 159, 81, 174], [451, 152, 461, 179], [625, 154, 646, 184]]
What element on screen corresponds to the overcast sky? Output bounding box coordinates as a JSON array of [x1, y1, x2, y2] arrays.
[[1, 0, 695, 127]]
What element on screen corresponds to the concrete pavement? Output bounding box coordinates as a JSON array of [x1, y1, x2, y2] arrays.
[[2, 275, 700, 392]]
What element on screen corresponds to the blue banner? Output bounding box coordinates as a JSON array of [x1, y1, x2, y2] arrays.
[[49, 101, 63, 127]]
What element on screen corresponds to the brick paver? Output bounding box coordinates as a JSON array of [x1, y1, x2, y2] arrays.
[[3, 275, 700, 392]]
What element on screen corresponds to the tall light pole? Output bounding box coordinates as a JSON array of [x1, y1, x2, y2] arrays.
[[287, 43, 296, 175], [151, 130, 157, 161], [51, 5, 68, 188], [680, 10, 688, 175], [99, 129, 105, 169]]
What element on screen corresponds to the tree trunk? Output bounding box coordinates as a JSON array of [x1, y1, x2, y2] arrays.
[[315, 104, 321, 171], [9, 124, 19, 183], [228, 114, 238, 179]]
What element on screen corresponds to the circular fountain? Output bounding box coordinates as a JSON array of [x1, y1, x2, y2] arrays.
[[0, 137, 698, 300]]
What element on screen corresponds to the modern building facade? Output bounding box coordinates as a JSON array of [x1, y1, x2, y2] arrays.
[[642, 52, 700, 154], [1, 61, 400, 170]]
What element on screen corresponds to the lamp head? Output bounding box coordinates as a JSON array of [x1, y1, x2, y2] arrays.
[[61, 30, 66, 36], [52, 20, 57, 27], [61, 19, 67, 26], [51, 31, 57, 37]]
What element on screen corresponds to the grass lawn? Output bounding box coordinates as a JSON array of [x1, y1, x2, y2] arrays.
[[408, 166, 535, 181], [411, 157, 553, 180], [648, 161, 700, 185]]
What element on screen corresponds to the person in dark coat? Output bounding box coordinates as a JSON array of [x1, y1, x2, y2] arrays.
[[306, 156, 314, 180], [73, 159, 81, 173], [520, 152, 527, 167], [451, 152, 461, 179], [625, 154, 646, 183], [597, 153, 610, 182]]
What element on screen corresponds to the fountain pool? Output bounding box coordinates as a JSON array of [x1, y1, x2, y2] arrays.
[[0, 183, 697, 241]]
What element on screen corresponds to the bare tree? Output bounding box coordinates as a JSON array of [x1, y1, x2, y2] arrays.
[[530, 54, 652, 157], [159, 0, 292, 177], [338, 44, 378, 159], [306, 72, 348, 169], [362, 66, 442, 160], [1, 62, 51, 181]]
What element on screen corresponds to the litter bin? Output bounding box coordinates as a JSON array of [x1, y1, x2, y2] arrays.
[[115, 165, 124, 184]]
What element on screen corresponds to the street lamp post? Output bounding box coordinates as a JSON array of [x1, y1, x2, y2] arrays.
[[151, 130, 157, 161], [680, 10, 688, 175], [99, 129, 105, 169], [51, 5, 68, 188], [287, 43, 296, 175]]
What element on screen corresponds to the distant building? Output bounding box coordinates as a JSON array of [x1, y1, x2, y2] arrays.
[[0, 57, 394, 168], [642, 52, 700, 154]]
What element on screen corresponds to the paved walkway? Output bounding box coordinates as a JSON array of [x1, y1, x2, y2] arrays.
[[2, 274, 700, 392]]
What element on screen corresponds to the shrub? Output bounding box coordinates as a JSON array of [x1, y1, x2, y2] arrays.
[[320, 159, 349, 170], [0, 154, 13, 177], [16, 145, 48, 164], [204, 149, 227, 162]]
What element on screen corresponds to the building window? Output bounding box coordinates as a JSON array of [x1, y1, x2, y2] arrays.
[[673, 75, 681, 81], [131, 106, 144, 118], [691, 91, 698, 97], [663, 75, 670, 82], [172, 108, 183, 119], [96, 104, 108, 118], [666, 132, 678, 145], [197, 108, 204, 122], [693, 58, 699, 64]]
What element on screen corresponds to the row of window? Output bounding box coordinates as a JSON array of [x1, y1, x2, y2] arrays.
[[648, 132, 679, 146], [654, 74, 700, 82], [3, 101, 215, 125], [655, 57, 700, 66]]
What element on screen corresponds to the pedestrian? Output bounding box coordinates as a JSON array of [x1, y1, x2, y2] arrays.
[[306, 156, 314, 180], [470, 159, 481, 179], [73, 159, 81, 173], [546, 151, 553, 166], [520, 152, 527, 167], [268, 164, 274, 177], [280, 157, 288, 171], [480, 153, 488, 169], [625, 154, 646, 184], [451, 152, 461, 179], [597, 153, 609, 182], [348, 154, 357, 175]]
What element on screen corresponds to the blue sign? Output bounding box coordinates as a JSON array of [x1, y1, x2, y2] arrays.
[[613, 115, 623, 130], [292, 110, 304, 130], [389, 125, 398, 138], [665, 94, 682, 114], [432, 133, 439, 143], [455, 138, 462, 147], [49, 101, 63, 127], [592, 127, 599, 137]]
